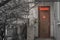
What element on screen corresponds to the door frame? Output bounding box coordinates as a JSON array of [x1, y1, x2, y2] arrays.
[[38, 6, 50, 38]]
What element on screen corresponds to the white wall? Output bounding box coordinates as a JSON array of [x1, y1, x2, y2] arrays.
[[29, 2, 55, 37], [54, 2, 60, 40], [27, 1, 60, 40]]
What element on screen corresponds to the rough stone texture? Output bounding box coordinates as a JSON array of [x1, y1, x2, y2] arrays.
[[27, 1, 35, 40], [0, 0, 29, 40]]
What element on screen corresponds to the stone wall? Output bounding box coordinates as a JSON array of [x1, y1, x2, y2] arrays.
[[54, 2, 60, 40]]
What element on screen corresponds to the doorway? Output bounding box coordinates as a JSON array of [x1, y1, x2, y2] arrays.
[[38, 6, 50, 38]]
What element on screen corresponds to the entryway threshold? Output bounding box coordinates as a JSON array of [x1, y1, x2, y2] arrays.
[[35, 38, 54, 40]]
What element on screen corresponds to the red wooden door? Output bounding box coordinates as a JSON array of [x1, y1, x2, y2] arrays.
[[38, 6, 50, 38]]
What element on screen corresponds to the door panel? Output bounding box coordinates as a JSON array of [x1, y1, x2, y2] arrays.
[[38, 6, 50, 38]]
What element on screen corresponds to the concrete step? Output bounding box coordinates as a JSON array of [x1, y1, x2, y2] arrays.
[[35, 38, 54, 40]]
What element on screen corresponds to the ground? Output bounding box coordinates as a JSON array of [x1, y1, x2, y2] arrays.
[[35, 38, 54, 40]]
